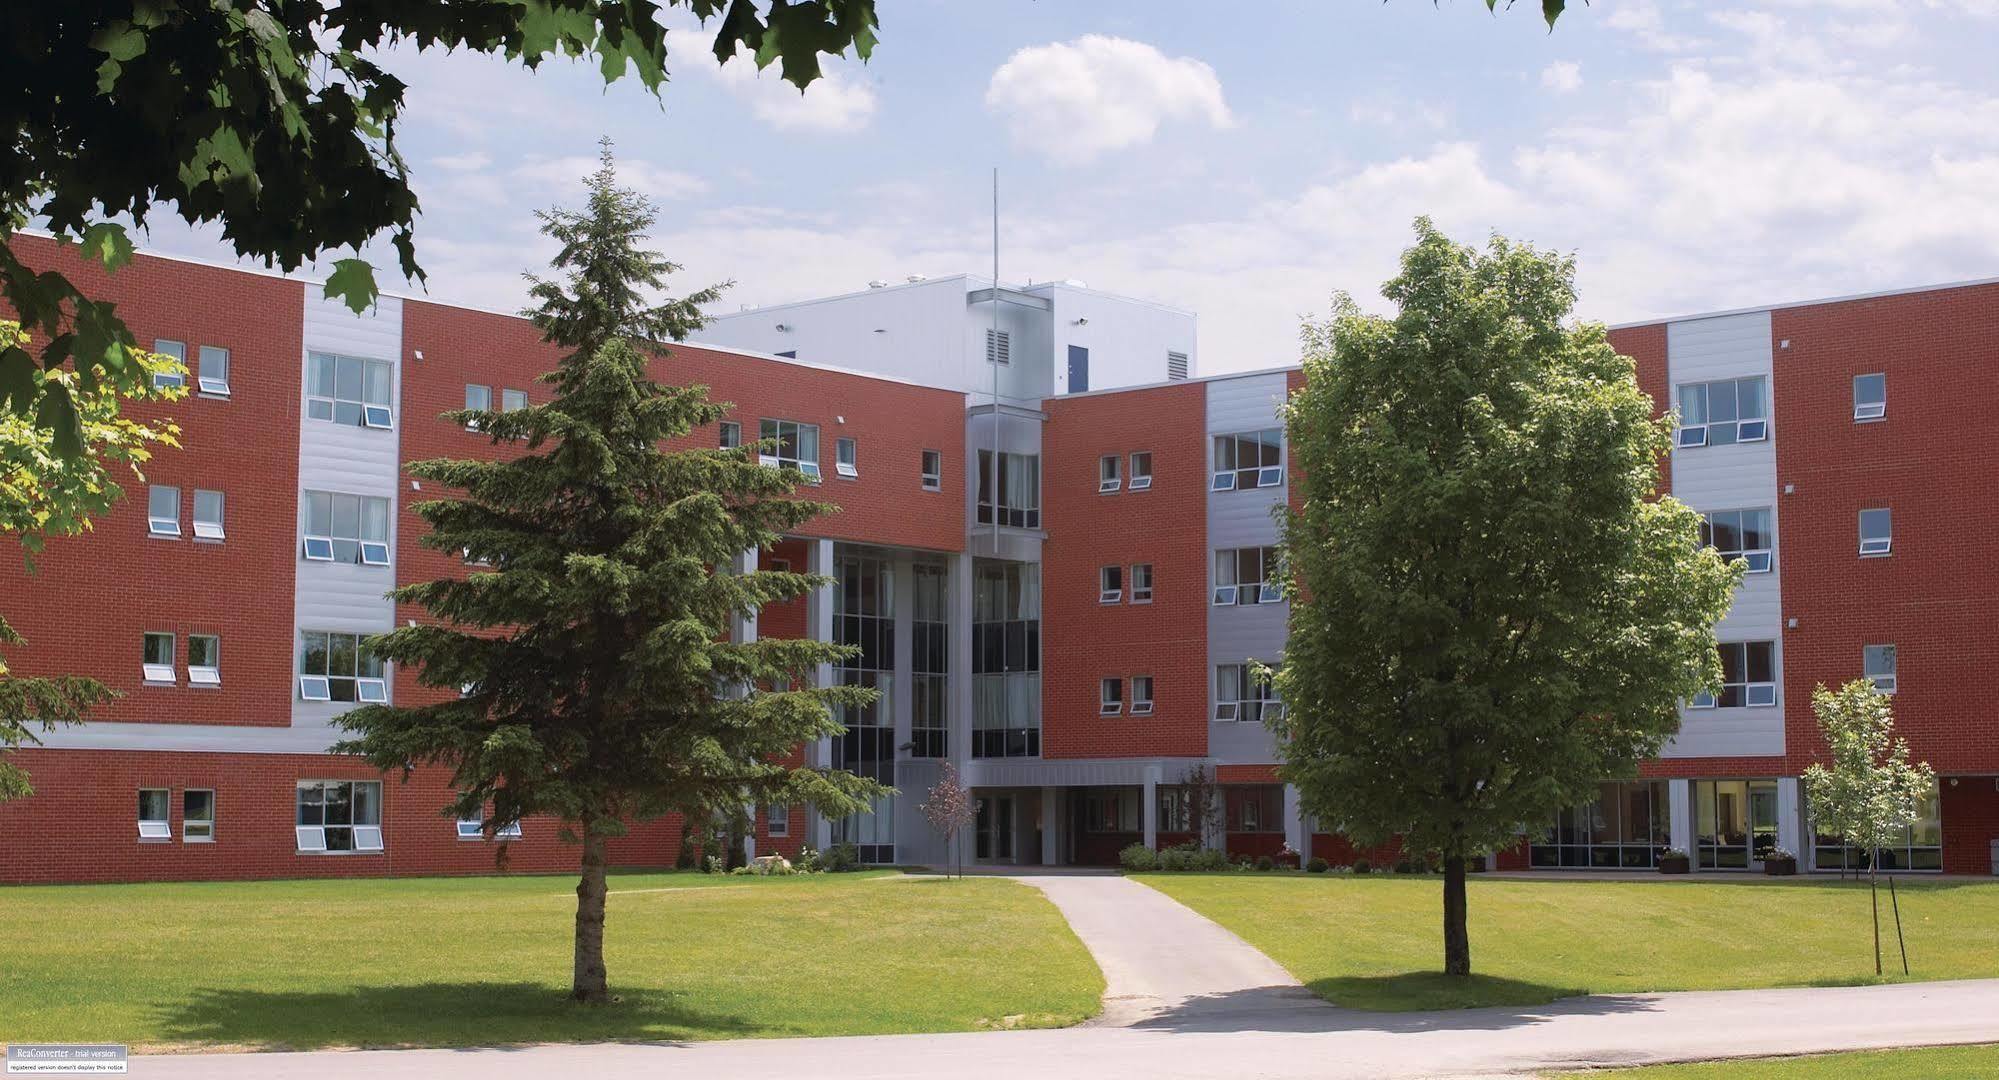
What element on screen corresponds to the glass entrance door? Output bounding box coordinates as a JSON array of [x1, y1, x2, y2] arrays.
[[976, 795, 1014, 862], [1748, 781, 1779, 868], [1696, 779, 1779, 869]]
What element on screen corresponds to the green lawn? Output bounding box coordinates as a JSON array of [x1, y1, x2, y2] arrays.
[[1137, 873, 1999, 1011], [0, 871, 1103, 1051], [1558, 1043, 1999, 1078]]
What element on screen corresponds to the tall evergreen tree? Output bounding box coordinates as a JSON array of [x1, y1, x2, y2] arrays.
[[1275, 220, 1739, 979], [337, 145, 882, 1004]]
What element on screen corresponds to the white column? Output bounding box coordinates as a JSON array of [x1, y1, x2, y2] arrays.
[[1777, 776, 1806, 861], [1142, 765, 1160, 850], [728, 548, 759, 646], [1040, 785, 1058, 866], [806, 537, 837, 851], [1669, 778, 1695, 857], [1283, 783, 1307, 861]]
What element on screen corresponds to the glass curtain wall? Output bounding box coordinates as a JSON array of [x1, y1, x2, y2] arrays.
[[830, 552, 896, 863], [972, 560, 1041, 758], [910, 562, 949, 758], [1531, 780, 1672, 868], [1812, 783, 1942, 872], [1695, 779, 1779, 869]]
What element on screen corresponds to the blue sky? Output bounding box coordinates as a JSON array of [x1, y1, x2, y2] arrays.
[[144, 0, 1999, 374]]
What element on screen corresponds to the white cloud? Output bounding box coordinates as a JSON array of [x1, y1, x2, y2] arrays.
[[985, 35, 1231, 165], [707, 52, 878, 133], [1540, 61, 1583, 93]]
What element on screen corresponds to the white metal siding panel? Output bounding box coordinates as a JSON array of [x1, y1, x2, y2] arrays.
[[1205, 372, 1288, 764]]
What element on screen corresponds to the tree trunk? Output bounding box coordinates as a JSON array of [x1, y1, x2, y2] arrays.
[[1442, 853, 1471, 977], [573, 820, 611, 1003], [1869, 864, 1882, 977]]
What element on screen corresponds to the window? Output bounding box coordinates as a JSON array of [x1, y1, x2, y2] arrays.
[[153, 339, 187, 390], [1214, 547, 1281, 605], [1131, 675, 1154, 716], [298, 631, 386, 703], [1099, 565, 1123, 604], [976, 450, 1041, 529], [758, 419, 821, 481], [1531, 780, 1673, 869], [972, 560, 1041, 758], [1865, 644, 1897, 694], [836, 436, 858, 478], [1167, 351, 1189, 380], [142, 633, 175, 684], [1676, 376, 1767, 447], [1853, 373, 1886, 421], [1215, 663, 1282, 723], [1082, 789, 1139, 833], [501, 388, 528, 412], [1100, 677, 1123, 716], [1859, 508, 1892, 556], [719, 420, 741, 449], [921, 449, 942, 490], [192, 489, 225, 541], [1098, 454, 1121, 493], [1158, 787, 1194, 832], [911, 562, 950, 758], [188, 635, 220, 687], [295, 780, 383, 852], [985, 327, 1011, 365], [457, 812, 521, 840], [1130, 452, 1153, 491], [197, 345, 231, 397], [464, 384, 492, 430], [138, 789, 171, 840], [1699, 508, 1772, 573], [1692, 641, 1776, 708], [147, 484, 180, 537], [1813, 780, 1940, 872], [1131, 563, 1154, 604], [183, 789, 215, 842], [1067, 344, 1089, 393], [303, 491, 391, 565], [307, 352, 393, 428], [1212, 429, 1283, 491], [766, 803, 790, 837], [1228, 786, 1283, 833]]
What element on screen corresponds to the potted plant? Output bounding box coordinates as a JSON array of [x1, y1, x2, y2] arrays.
[[1658, 847, 1692, 875], [1763, 847, 1799, 876]]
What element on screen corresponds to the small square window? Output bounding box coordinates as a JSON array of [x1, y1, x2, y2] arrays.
[[1100, 677, 1124, 716], [1131, 563, 1154, 604], [1865, 644, 1897, 694], [1099, 565, 1123, 604], [766, 803, 790, 837], [1130, 452, 1153, 491], [1853, 373, 1886, 421], [1131, 675, 1154, 716], [197, 346, 231, 397], [1098, 455, 1121, 493], [138, 788, 172, 840], [501, 388, 528, 412], [153, 340, 187, 390], [464, 384, 492, 430], [1859, 508, 1892, 556], [142, 633, 175, 684], [921, 449, 942, 490], [720, 421, 741, 450], [299, 675, 332, 702], [836, 437, 858, 478], [148, 485, 181, 537], [457, 815, 485, 841], [183, 789, 215, 842], [192, 489, 225, 540], [188, 635, 220, 687]]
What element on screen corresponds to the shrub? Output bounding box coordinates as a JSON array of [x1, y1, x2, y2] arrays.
[[1197, 848, 1230, 871], [1351, 858, 1371, 874], [1120, 843, 1160, 872], [1392, 858, 1414, 875], [1254, 855, 1275, 872], [819, 842, 862, 873], [1306, 857, 1330, 873]]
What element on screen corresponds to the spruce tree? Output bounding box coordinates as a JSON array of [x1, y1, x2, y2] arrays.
[[337, 144, 882, 1004]]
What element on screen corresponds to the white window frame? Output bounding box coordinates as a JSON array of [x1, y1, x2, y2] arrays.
[[1129, 451, 1153, 491], [302, 490, 391, 566], [1099, 565, 1123, 605], [501, 388, 528, 413], [197, 345, 231, 397], [1211, 429, 1284, 492], [1853, 373, 1886, 421], [153, 339, 187, 390], [307, 351, 394, 429], [1693, 641, 1776, 708], [1214, 547, 1281, 606], [295, 780, 384, 854], [298, 630, 385, 704], [835, 436, 859, 478], [719, 420, 741, 449], [192, 488, 226, 541], [464, 384, 492, 430], [759, 418, 821, 481], [1131, 563, 1154, 604], [1865, 644, 1897, 695], [148, 485, 181, 537], [766, 803, 790, 837], [187, 634, 221, 687], [1214, 662, 1282, 723], [1098, 454, 1121, 494], [1859, 508, 1892, 557], [138, 788, 172, 840], [183, 789, 215, 842], [1699, 508, 1773, 574], [457, 813, 522, 841], [1676, 376, 1768, 448], [920, 449, 942, 491], [1100, 677, 1124, 716], [142, 632, 176, 684], [1131, 675, 1154, 716]]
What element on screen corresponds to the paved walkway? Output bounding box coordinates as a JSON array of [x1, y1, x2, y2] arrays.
[[127, 873, 1999, 1078]]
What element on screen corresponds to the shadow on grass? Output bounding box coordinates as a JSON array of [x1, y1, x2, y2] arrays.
[[1130, 978, 1655, 1035], [154, 982, 761, 1052]]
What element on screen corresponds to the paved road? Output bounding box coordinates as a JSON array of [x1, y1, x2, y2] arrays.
[[124, 873, 1999, 1078]]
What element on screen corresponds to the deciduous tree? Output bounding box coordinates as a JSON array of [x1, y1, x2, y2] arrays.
[[335, 147, 882, 1004], [1273, 219, 1738, 978], [920, 762, 977, 879]]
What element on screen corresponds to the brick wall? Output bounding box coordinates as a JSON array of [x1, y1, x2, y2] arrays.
[[1039, 383, 1210, 759]]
